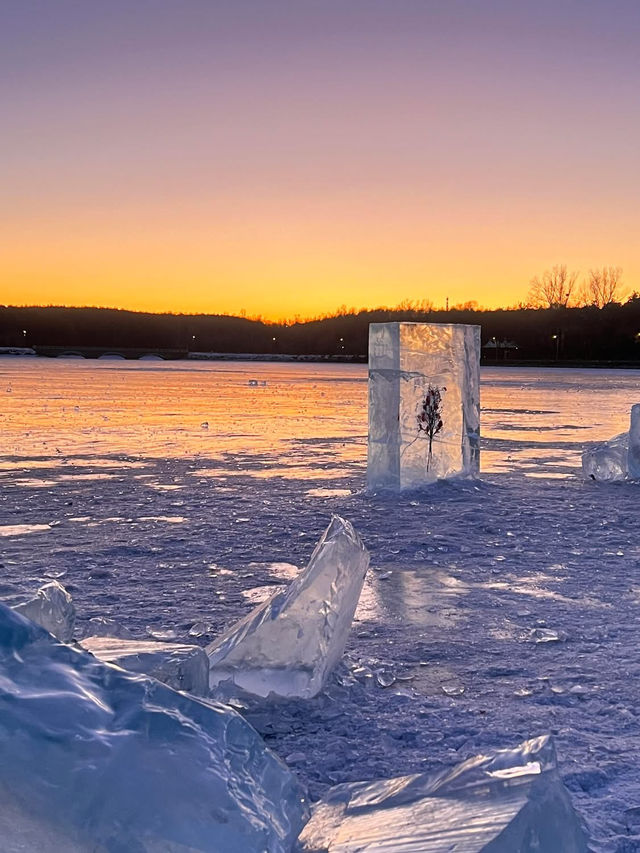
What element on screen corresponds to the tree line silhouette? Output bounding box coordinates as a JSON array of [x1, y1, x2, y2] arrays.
[[2, 267, 639, 363]]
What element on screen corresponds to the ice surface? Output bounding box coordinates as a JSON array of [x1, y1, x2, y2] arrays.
[[81, 636, 209, 695], [207, 515, 369, 699], [13, 580, 75, 642], [581, 431, 628, 481], [0, 603, 307, 852], [627, 404, 640, 479], [298, 736, 588, 852], [368, 323, 480, 490]]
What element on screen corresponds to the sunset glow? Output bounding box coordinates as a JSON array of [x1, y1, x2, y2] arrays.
[[2, 1, 639, 320]]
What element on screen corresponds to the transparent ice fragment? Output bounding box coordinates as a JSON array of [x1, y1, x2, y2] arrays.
[[0, 604, 308, 852], [368, 323, 481, 490], [207, 516, 370, 699], [582, 432, 628, 481], [81, 636, 210, 695], [298, 736, 588, 852], [13, 580, 75, 642]]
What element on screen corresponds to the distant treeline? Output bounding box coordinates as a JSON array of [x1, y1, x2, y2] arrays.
[[2, 302, 640, 362]]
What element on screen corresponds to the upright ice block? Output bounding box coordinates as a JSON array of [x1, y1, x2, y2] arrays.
[[368, 323, 480, 490], [628, 404, 640, 479]]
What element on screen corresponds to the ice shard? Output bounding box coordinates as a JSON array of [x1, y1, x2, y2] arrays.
[[298, 736, 588, 852], [13, 580, 75, 642], [81, 636, 209, 695], [206, 515, 369, 699], [0, 604, 308, 852], [627, 404, 640, 479], [582, 432, 628, 481], [368, 322, 480, 491]]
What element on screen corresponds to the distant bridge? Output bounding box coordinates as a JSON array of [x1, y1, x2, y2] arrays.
[[33, 346, 189, 360]]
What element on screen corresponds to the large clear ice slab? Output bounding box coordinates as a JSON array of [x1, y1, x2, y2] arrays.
[[368, 323, 480, 490], [206, 516, 369, 699], [298, 736, 588, 852], [81, 636, 209, 695], [0, 603, 307, 852], [582, 432, 628, 481], [13, 580, 75, 642]]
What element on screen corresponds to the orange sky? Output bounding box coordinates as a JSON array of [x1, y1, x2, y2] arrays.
[[2, 2, 639, 321]]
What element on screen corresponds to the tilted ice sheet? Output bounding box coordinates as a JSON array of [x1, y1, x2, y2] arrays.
[[298, 736, 588, 852], [207, 515, 369, 699], [81, 635, 209, 695], [13, 580, 75, 642], [368, 323, 480, 490], [0, 604, 308, 852]]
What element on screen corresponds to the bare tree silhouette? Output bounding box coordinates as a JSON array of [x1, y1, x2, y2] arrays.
[[527, 265, 579, 308], [579, 267, 625, 308]]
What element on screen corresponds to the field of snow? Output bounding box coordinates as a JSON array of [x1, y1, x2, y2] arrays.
[[2, 357, 640, 851]]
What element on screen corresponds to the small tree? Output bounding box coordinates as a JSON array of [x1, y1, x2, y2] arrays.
[[417, 385, 446, 472], [579, 266, 625, 308], [527, 265, 578, 308]]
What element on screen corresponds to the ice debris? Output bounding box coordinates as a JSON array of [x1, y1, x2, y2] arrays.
[[368, 322, 480, 490], [582, 431, 628, 481], [81, 636, 209, 695], [207, 515, 370, 699], [298, 736, 588, 852], [0, 604, 308, 852], [13, 580, 75, 642]]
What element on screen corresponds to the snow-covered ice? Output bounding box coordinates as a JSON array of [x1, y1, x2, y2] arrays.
[[81, 635, 209, 695], [582, 432, 628, 481], [13, 579, 75, 641], [368, 323, 480, 490], [207, 515, 369, 699], [6, 360, 640, 850], [298, 735, 588, 852], [0, 603, 307, 852]]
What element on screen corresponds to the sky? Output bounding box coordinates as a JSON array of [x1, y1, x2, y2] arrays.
[[1, 1, 639, 320]]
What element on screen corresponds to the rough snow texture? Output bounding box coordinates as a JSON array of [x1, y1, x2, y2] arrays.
[[0, 604, 308, 852], [13, 580, 75, 642], [299, 736, 588, 852], [581, 432, 629, 481], [368, 323, 480, 490], [81, 635, 209, 695], [627, 404, 640, 480], [207, 516, 370, 699]]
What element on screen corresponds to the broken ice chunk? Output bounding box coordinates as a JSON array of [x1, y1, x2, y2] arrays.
[[367, 322, 481, 490], [206, 515, 369, 699], [0, 604, 308, 852], [628, 404, 640, 479], [581, 432, 628, 481], [298, 736, 588, 852], [81, 636, 209, 695], [13, 580, 75, 642]]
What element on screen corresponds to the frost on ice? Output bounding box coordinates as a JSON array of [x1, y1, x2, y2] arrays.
[[368, 322, 480, 490], [81, 636, 209, 695], [582, 432, 628, 481], [298, 736, 588, 852], [13, 580, 75, 642], [0, 604, 307, 852], [207, 515, 369, 699]]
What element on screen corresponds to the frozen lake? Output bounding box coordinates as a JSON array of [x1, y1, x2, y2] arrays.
[[3, 356, 640, 850], [1, 357, 639, 476]]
